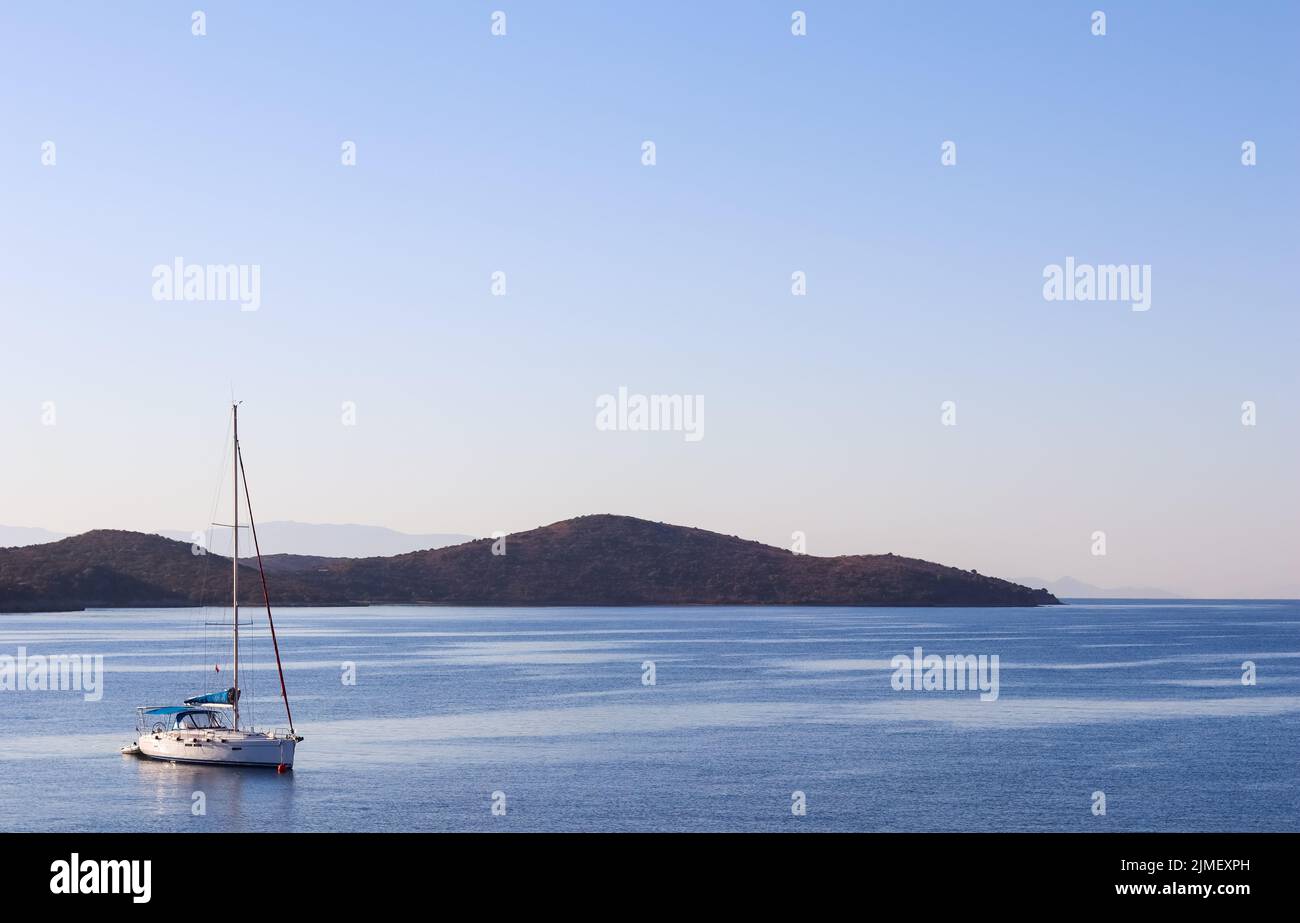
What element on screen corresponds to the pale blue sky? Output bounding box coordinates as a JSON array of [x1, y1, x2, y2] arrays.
[[1, 2, 1296, 596]]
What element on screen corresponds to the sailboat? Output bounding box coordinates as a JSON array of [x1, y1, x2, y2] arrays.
[[123, 403, 303, 770]]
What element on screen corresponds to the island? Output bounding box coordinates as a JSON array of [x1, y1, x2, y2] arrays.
[[0, 514, 1059, 611]]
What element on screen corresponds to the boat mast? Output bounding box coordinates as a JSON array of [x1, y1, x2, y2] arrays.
[[232, 402, 240, 730]]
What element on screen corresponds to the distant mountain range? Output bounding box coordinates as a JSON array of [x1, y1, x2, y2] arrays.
[[0, 525, 67, 548], [1014, 576, 1182, 599], [155, 521, 474, 558], [0, 514, 1059, 612], [1, 522, 473, 558]]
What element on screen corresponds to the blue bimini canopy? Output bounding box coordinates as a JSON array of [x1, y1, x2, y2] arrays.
[[142, 706, 189, 716], [184, 687, 240, 706]]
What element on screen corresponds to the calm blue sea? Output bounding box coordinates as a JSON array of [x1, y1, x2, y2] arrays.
[[1, 601, 1296, 832]]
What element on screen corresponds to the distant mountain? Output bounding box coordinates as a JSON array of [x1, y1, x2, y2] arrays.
[[155, 521, 474, 558], [1015, 576, 1181, 599], [1, 521, 472, 558], [0, 515, 1058, 612], [0, 525, 67, 548]]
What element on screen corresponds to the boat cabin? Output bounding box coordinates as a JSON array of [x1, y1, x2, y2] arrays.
[[136, 706, 231, 733]]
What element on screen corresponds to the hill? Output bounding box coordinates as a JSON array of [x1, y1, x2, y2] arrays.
[[0, 515, 1058, 611]]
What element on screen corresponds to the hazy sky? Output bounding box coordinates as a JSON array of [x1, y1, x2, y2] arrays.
[[1, 2, 1296, 597]]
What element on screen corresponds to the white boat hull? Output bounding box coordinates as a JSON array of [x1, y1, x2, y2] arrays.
[[134, 729, 297, 768]]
